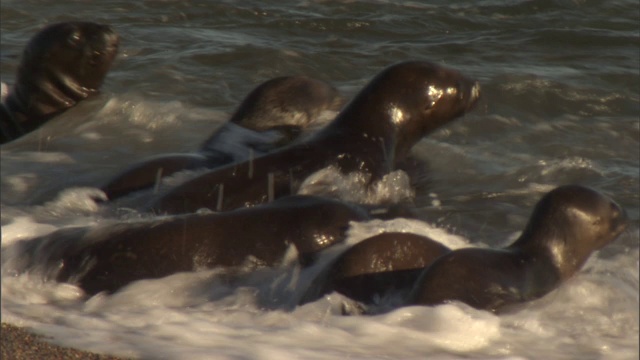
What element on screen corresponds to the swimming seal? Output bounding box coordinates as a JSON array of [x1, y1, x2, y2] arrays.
[[14, 195, 368, 295], [150, 61, 481, 214], [0, 22, 119, 144], [101, 76, 342, 200], [409, 185, 628, 312], [301, 232, 451, 305]]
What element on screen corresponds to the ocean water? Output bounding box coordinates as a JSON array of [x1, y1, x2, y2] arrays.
[[1, 1, 639, 359]]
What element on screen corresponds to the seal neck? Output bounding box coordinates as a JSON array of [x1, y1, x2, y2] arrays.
[[320, 96, 401, 164], [508, 228, 582, 282], [506, 247, 563, 301]]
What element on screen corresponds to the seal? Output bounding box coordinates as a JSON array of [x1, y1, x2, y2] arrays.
[[300, 232, 452, 305], [15, 195, 369, 296], [101, 76, 342, 200], [150, 61, 481, 214], [0, 22, 119, 144], [409, 185, 628, 312]]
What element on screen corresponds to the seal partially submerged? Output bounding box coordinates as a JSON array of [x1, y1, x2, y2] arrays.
[[409, 185, 628, 312], [1, 22, 119, 144], [12, 195, 368, 296], [101, 76, 342, 200], [151, 61, 481, 214]]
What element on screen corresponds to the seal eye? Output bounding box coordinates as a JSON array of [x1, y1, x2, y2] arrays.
[[67, 31, 83, 48]]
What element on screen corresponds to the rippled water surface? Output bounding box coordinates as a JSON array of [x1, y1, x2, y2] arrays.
[[1, 1, 639, 359]]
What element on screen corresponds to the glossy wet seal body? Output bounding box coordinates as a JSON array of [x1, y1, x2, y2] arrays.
[[101, 75, 342, 201], [12, 195, 369, 296], [150, 61, 481, 214], [409, 185, 628, 312]]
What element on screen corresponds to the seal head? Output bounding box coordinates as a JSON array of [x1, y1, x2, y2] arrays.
[[1, 22, 119, 143], [410, 185, 628, 312], [319, 60, 481, 173], [199, 75, 343, 157]]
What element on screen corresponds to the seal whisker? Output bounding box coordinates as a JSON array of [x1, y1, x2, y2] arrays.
[[289, 169, 294, 195], [153, 168, 163, 194], [216, 184, 224, 212], [268, 173, 275, 202], [248, 148, 254, 179]]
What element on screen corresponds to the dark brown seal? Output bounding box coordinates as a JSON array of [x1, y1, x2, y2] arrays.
[[0, 22, 119, 144], [301, 232, 452, 305], [150, 61, 481, 214], [409, 185, 628, 312], [13, 195, 369, 296], [101, 76, 342, 200]]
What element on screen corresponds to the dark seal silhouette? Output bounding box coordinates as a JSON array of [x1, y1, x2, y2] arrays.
[[151, 61, 481, 214], [13, 195, 369, 296], [409, 185, 628, 312], [1, 22, 119, 144], [101, 76, 342, 200]]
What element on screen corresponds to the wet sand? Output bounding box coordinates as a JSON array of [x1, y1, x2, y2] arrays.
[[1, 323, 134, 360]]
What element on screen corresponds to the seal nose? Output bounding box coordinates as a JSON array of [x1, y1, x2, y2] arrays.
[[610, 202, 629, 234], [103, 25, 120, 48]]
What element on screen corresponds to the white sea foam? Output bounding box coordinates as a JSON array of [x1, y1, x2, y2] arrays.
[[299, 166, 415, 205]]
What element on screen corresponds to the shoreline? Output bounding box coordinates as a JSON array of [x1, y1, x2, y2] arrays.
[[1, 323, 134, 360]]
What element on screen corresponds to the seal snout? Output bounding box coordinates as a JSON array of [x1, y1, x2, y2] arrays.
[[84, 24, 120, 75], [84, 23, 120, 54], [98, 25, 120, 55], [102, 25, 120, 46], [609, 201, 629, 235]]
